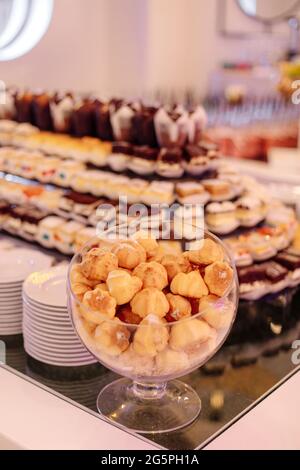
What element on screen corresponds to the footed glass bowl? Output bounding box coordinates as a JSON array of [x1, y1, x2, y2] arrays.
[[67, 224, 239, 434]]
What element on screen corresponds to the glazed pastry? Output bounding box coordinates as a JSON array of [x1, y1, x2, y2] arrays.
[[53, 220, 84, 254], [70, 264, 94, 288], [127, 146, 158, 175], [199, 295, 234, 329], [82, 288, 117, 321], [186, 238, 224, 265], [112, 240, 146, 270], [156, 147, 184, 178], [142, 181, 175, 205], [107, 270, 142, 305], [108, 142, 133, 172], [206, 202, 239, 234], [53, 160, 85, 187], [169, 319, 212, 353], [132, 231, 159, 258], [165, 293, 192, 322], [160, 253, 191, 281], [171, 271, 208, 298], [36, 216, 65, 248], [94, 318, 130, 356], [183, 145, 210, 175], [154, 107, 189, 147], [132, 315, 169, 357], [50, 94, 74, 133], [80, 248, 118, 282], [133, 261, 168, 290], [132, 106, 158, 147], [204, 262, 234, 297], [202, 179, 234, 202], [176, 182, 210, 205], [130, 288, 169, 318], [236, 196, 266, 227]]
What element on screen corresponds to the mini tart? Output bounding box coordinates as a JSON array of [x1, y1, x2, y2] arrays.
[[202, 179, 234, 202], [176, 182, 210, 205], [183, 145, 210, 175], [127, 146, 158, 176], [156, 147, 184, 178], [108, 142, 132, 172], [236, 196, 266, 227], [206, 202, 239, 235]]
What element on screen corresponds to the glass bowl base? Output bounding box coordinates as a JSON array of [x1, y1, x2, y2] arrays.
[[97, 377, 201, 434]]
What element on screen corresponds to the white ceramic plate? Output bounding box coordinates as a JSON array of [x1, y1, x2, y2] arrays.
[[23, 313, 76, 336], [23, 337, 88, 356], [0, 327, 22, 335], [23, 322, 83, 345], [24, 339, 92, 359], [23, 295, 68, 313], [23, 265, 68, 307], [0, 248, 53, 283], [23, 308, 73, 329], [24, 346, 96, 367]]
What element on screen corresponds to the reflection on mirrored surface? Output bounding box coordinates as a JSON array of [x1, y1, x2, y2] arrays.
[[238, 0, 300, 22]]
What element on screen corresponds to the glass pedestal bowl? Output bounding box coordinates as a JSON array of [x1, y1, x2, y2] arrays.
[[67, 225, 238, 434]]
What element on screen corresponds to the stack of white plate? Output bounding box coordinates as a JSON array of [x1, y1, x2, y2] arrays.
[[0, 248, 53, 336], [23, 265, 96, 367]]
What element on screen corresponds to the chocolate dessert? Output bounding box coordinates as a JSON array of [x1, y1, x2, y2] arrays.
[[275, 252, 300, 271], [94, 101, 114, 141], [32, 93, 53, 131], [71, 99, 97, 137], [158, 147, 182, 164], [261, 262, 288, 284], [132, 106, 158, 147], [184, 144, 207, 162], [112, 142, 134, 156], [15, 91, 34, 123], [64, 191, 101, 206], [133, 146, 159, 161], [237, 264, 268, 285]]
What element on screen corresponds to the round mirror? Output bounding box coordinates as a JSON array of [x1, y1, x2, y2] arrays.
[[0, 0, 53, 61], [238, 0, 300, 23]]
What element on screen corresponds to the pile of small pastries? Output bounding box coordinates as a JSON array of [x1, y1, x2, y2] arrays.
[[70, 234, 236, 377]]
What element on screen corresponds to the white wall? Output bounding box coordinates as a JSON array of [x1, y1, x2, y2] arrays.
[[0, 0, 295, 98]]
